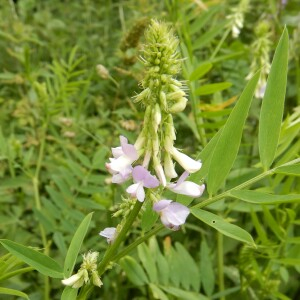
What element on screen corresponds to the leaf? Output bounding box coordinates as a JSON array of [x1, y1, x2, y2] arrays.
[[0, 240, 63, 278], [195, 82, 232, 96], [191, 209, 256, 247], [141, 200, 158, 232], [61, 286, 78, 300], [176, 129, 222, 206], [64, 212, 93, 277], [258, 28, 289, 169], [207, 71, 260, 195], [230, 190, 300, 204], [175, 242, 200, 291], [275, 164, 300, 176], [149, 283, 169, 300], [138, 243, 158, 283], [200, 238, 215, 296], [119, 256, 149, 286], [160, 286, 209, 300], [0, 287, 29, 299], [189, 63, 212, 81]]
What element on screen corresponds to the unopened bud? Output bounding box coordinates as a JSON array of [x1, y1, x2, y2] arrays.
[[164, 152, 177, 178], [153, 104, 161, 131], [169, 97, 188, 113], [96, 64, 110, 79]]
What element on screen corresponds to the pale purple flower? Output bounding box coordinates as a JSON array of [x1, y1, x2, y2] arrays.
[[168, 171, 205, 197], [153, 200, 190, 231], [126, 166, 159, 202], [106, 136, 138, 184], [99, 227, 117, 244], [170, 147, 202, 173]]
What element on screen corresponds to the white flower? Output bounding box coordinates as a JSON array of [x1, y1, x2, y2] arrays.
[[106, 136, 138, 184], [62, 251, 102, 289], [170, 147, 202, 173], [153, 200, 190, 231], [99, 227, 117, 244], [126, 166, 159, 202], [62, 269, 88, 289], [168, 171, 205, 197]]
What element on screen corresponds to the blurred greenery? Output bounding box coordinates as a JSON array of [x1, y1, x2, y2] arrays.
[[0, 0, 299, 299]]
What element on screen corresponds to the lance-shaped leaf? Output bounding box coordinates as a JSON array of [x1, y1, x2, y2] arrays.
[[0, 239, 63, 278], [259, 28, 289, 169], [230, 190, 300, 204], [191, 208, 255, 247], [207, 71, 260, 195], [64, 212, 93, 277]]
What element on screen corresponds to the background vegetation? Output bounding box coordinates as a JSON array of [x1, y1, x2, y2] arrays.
[[0, 0, 299, 299]]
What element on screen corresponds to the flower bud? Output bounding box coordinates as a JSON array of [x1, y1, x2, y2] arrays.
[[169, 97, 188, 113], [153, 157, 167, 187], [153, 104, 161, 132], [164, 152, 177, 178], [96, 64, 110, 79]]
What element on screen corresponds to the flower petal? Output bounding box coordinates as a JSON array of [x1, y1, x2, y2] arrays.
[[165, 202, 190, 226], [169, 181, 205, 197], [153, 199, 172, 212], [136, 183, 145, 202], [120, 136, 138, 161], [132, 165, 148, 182], [171, 148, 202, 173]]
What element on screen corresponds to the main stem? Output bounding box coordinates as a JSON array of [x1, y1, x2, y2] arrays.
[[78, 200, 144, 299], [217, 231, 225, 300], [33, 122, 49, 300]]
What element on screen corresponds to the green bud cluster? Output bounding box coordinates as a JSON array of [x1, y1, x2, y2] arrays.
[[134, 20, 187, 113], [133, 20, 189, 182]]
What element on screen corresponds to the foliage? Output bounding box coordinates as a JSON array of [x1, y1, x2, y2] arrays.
[[0, 0, 299, 299]]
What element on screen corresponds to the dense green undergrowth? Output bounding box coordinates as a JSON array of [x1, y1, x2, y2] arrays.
[[0, 0, 299, 299]]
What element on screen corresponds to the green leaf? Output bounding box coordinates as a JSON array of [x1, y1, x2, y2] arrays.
[[0, 239, 63, 278], [258, 28, 289, 169], [61, 286, 78, 300], [0, 287, 29, 299], [207, 71, 260, 195], [175, 242, 200, 291], [195, 82, 232, 96], [64, 212, 93, 277], [262, 206, 284, 240], [160, 286, 209, 300], [200, 238, 215, 296], [138, 243, 158, 283], [275, 164, 300, 176], [149, 283, 169, 300], [189, 63, 212, 81], [191, 209, 256, 247], [230, 190, 300, 204], [141, 200, 158, 231], [176, 129, 222, 206], [119, 256, 149, 286]]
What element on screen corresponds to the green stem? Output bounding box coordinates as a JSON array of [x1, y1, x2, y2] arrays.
[[98, 200, 143, 275], [32, 123, 49, 300], [193, 169, 273, 209], [210, 28, 231, 60], [217, 231, 225, 300], [111, 225, 164, 262], [78, 200, 144, 299], [193, 157, 300, 210]]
